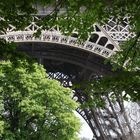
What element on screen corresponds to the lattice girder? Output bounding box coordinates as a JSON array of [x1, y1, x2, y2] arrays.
[[0, 13, 134, 140], [102, 17, 135, 43], [0, 30, 116, 58], [0, 15, 123, 59]]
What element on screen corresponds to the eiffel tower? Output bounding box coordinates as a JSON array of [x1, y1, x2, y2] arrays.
[[0, 5, 134, 140]]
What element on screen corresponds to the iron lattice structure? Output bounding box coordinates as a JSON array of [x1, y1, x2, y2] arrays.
[[0, 9, 135, 140]]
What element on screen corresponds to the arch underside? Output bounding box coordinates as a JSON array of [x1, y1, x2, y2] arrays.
[[17, 42, 129, 140], [0, 15, 134, 140]]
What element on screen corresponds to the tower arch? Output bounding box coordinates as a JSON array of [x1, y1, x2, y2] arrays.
[[0, 13, 133, 140]]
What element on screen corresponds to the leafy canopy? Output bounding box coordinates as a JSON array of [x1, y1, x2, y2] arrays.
[[0, 60, 80, 140], [0, 1, 140, 137], [1, 0, 140, 68]]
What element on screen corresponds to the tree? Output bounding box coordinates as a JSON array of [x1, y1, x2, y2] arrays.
[[1, 0, 140, 139], [0, 0, 140, 66], [0, 60, 80, 140]]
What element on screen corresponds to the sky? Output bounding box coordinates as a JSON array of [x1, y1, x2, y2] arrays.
[[75, 112, 93, 139]]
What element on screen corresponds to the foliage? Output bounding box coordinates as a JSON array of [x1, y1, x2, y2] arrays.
[[0, 0, 140, 68], [0, 0, 140, 57], [89, 71, 140, 102], [73, 82, 106, 109], [0, 0, 140, 138], [0, 0, 139, 38], [0, 60, 80, 140]]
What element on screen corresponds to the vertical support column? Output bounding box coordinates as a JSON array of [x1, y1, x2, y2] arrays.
[[38, 56, 43, 64]]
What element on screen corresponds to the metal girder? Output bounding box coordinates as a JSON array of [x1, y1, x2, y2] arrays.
[[0, 13, 134, 139]]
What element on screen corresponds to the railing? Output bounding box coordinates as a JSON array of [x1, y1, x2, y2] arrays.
[[0, 31, 115, 58]]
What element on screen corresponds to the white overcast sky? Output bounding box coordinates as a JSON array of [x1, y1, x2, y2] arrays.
[[75, 112, 93, 139]]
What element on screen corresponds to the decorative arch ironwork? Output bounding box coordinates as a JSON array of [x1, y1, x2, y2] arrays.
[[0, 13, 134, 140]]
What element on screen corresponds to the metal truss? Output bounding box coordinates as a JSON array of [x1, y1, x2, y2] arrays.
[[48, 72, 132, 140], [0, 16, 135, 59], [0, 12, 135, 140], [102, 17, 135, 44], [0, 16, 122, 58]]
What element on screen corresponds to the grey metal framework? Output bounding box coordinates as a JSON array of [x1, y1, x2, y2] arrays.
[[0, 9, 134, 140]]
